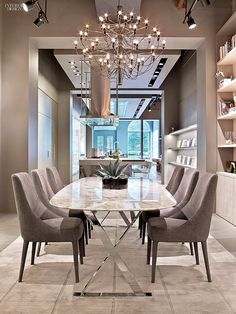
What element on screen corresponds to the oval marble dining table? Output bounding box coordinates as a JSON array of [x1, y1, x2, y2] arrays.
[[50, 176, 176, 212], [50, 176, 176, 297]]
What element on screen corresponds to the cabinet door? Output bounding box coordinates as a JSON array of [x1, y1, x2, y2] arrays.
[[216, 175, 234, 224]]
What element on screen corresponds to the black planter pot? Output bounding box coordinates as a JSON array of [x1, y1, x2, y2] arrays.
[[102, 177, 128, 189]]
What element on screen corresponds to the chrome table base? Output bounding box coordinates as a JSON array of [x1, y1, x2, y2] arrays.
[[74, 211, 152, 298]]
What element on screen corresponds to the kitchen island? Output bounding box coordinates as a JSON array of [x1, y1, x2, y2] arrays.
[[79, 158, 149, 177]]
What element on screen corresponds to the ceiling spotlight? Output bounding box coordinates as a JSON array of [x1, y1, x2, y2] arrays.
[[22, 0, 37, 12], [33, 10, 47, 27], [187, 14, 197, 29], [148, 105, 152, 112]]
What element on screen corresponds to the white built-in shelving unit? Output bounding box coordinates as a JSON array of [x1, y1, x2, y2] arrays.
[[167, 124, 197, 170], [216, 12, 236, 225]]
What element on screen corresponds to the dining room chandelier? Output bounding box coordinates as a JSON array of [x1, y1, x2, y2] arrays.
[[74, 1, 166, 85]]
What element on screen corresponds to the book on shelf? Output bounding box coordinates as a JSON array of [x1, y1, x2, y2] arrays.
[[218, 99, 235, 116], [219, 35, 236, 59]]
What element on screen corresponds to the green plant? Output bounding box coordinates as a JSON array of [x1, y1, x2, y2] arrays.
[[97, 158, 128, 179], [113, 148, 121, 159]]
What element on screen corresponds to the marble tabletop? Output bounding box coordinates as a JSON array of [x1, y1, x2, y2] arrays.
[[50, 177, 176, 212]]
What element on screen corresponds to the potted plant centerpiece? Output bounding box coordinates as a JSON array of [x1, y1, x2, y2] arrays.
[[97, 158, 129, 189]]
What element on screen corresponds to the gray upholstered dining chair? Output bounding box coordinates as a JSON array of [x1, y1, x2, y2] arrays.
[[141, 168, 199, 244], [11, 172, 84, 283], [46, 166, 93, 238], [46, 166, 64, 194], [31, 169, 88, 255], [138, 166, 184, 235], [166, 166, 185, 195], [147, 173, 217, 283]]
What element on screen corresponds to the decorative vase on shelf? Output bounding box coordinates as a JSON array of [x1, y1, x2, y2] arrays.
[[97, 158, 128, 189]]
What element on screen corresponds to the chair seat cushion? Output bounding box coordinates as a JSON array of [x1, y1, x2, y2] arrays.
[[43, 217, 84, 242], [44, 217, 82, 230], [148, 217, 187, 241]]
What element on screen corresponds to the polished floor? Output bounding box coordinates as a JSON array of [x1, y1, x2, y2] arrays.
[[0, 213, 236, 313]]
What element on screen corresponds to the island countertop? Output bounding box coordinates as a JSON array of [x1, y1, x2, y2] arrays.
[[79, 158, 148, 166]]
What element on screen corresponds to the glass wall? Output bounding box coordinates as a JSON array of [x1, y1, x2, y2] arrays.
[[127, 120, 141, 158], [92, 119, 160, 159]]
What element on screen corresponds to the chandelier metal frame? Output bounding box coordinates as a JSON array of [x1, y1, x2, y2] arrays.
[[74, 1, 166, 85]]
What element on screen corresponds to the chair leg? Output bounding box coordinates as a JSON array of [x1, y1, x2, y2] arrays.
[[151, 241, 158, 283], [72, 241, 79, 283], [142, 221, 146, 245], [78, 238, 84, 265], [139, 216, 143, 238], [138, 216, 141, 230], [201, 241, 212, 282], [88, 221, 91, 239], [19, 240, 29, 282], [147, 236, 151, 265], [36, 242, 41, 257], [84, 222, 88, 245], [193, 242, 199, 265], [189, 242, 194, 256], [31, 242, 37, 265], [82, 233, 86, 257]]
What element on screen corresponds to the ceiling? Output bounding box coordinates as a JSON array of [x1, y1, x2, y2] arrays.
[[54, 52, 181, 89]]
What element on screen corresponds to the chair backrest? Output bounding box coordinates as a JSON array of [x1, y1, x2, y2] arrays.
[[182, 173, 218, 241], [46, 167, 64, 194], [166, 166, 185, 195], [11, 172, 54, 241], [32, 168, 54, 205], [173, 168, 199, 208]]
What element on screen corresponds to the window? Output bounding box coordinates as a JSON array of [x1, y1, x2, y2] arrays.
[[128, 120, 141, 158], [143, 121, 151, 159], [97, 136, 104, 153]]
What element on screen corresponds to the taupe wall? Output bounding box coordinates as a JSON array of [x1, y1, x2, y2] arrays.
[[161, 50, 197, 130], [160, 62, 180, 134], [179, 51, 197, 129], [0, 0, 232, 212], [57, 79, 74, 184], [38, 49, 73, 184], [0, 0, 2, 210], [39, 50, 60, 103], [38, 50, 59, 170]]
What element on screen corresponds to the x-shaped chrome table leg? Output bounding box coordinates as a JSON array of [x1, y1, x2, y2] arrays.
[[74, 210, 151, 297]]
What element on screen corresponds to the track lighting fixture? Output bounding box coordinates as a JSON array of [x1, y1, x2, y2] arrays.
[[22, 0, 37, 12], [22, 0, 49, 27], [187, 14, 197, 29], [183, 0, 210, 30], [34, 10, 47, 27]]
